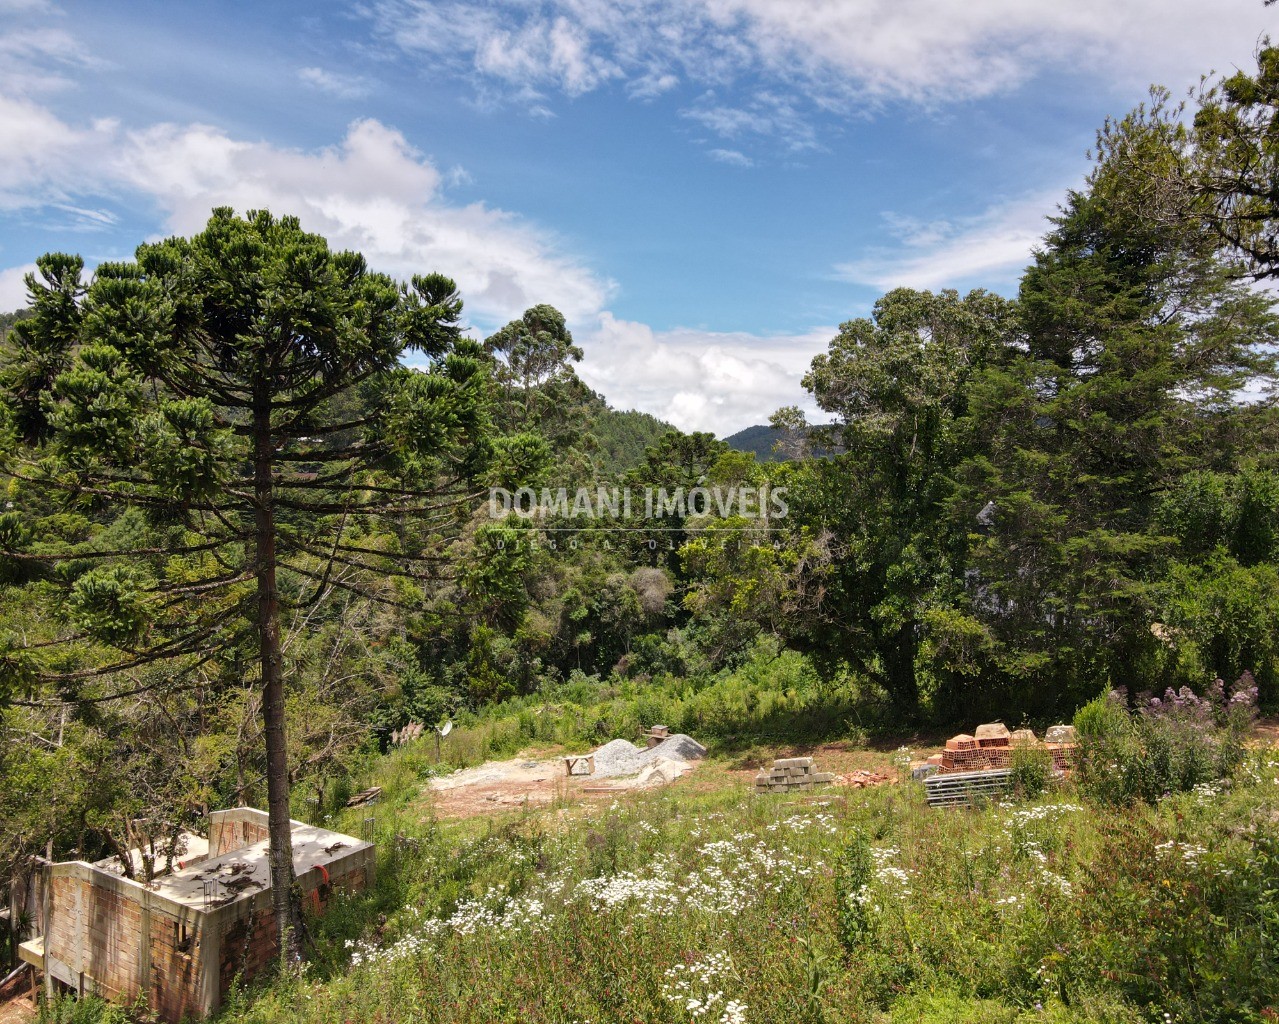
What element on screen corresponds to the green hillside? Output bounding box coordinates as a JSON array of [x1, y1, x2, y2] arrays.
[[593, 405, 676, 476], [723, 423, 785, 461]]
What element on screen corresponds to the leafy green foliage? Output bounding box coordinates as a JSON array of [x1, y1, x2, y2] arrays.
[[1075, 681, 1255, 804], [1008, 744, 1052, 799], [835, 826, 874, 952]]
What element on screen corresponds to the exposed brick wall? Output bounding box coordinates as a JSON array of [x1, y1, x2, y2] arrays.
[[218, 905, 275, 993], [48, 876, 145, 1001], [217, 863, 369, 1000], [209, 819, 271, 858], [149, 915, 202, 1023]]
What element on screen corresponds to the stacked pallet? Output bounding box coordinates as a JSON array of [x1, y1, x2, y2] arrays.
[[755, 757, 835, 793], [925, 768, 1012, 806]]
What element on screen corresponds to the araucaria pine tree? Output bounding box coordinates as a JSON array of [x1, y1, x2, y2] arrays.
[[0, 208, 489, 961]]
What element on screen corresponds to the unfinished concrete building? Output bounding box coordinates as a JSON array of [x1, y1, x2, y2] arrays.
[[15, 808, 373, 1022]]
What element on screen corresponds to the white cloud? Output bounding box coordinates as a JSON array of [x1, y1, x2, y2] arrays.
[[0, 1, 57, 14], [682, 91, 819, 151], [0, 24, 99, 95], [835, 190, 1063, 292], [576, 312, 830, 433], [0, 91, 833, 430], [707, 148, 752, 167], [297, 66, 372, 99], [371, 0, 1272, 113], [0, 99, 612, 323], [0, 263, 36, 311]]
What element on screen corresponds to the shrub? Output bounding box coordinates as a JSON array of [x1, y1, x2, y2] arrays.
[[1076, 675, 1256, 804], [1073, 694, 1131, 741], [1009, 743, 1053, 798]]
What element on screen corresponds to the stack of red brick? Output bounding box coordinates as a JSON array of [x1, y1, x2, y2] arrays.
[[930, 723, 1077, 774]]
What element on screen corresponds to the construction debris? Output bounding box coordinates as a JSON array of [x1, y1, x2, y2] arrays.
[[345, 786, 383, 808], [754, 757, 836, 793], [834, 768, 894, 789]]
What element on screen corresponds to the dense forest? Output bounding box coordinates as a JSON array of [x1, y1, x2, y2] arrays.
[[4, 46, 1279, 975]]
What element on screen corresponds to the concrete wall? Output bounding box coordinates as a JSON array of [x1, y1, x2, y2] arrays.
[[41, 837, 376, 1022]]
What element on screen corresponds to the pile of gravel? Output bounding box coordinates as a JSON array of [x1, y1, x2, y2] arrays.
[[591, 734, 707, 778]]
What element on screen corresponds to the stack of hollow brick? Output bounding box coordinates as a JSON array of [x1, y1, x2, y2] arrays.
[[755, 756, 835, 793], [937, 723, 1077, 774]]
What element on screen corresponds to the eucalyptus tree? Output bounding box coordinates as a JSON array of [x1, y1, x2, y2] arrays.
[[0, 208, 489, 960]]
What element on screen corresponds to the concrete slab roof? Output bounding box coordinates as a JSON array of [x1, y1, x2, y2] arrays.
[[144, 823, 369, 912], [92, 832, 210, 878]]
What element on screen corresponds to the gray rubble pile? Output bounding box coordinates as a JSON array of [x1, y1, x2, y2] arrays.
[[591, 734, 707, 777]]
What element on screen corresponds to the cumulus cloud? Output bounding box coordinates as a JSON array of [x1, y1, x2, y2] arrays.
[[297, 66, 372, 99], [0, 263, 36, 311], [0, 89, 835, 431], [371, 0, 1271, 111], [575, 312, 830, 433], [0, 98, 612, 323], [835, 190, 1064, 293]]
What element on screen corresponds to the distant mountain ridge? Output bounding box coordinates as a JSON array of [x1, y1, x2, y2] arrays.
[[592, 405, 677, 476], [722, 424, 786, 461], [723, 422, 837, 461]]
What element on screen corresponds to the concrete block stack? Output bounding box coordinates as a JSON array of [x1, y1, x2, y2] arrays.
[[755, 756, 835, 793]]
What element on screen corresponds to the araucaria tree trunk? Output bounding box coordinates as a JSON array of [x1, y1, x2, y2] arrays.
[[253, 386, 301, 961]]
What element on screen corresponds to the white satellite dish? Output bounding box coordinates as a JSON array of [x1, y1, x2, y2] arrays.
[[434, 719, 452, 762]]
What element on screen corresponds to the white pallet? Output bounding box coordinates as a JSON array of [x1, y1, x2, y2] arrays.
[[925, 768, 1012, 807]]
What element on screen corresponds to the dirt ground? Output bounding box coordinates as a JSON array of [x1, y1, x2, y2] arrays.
[[0, 1000, 35, 1024], [1252, 716, 1279, 746], [420, 741, 902, 820], [419, 717, 1279, 823], [423, 754, 698, 819], [0, 981, 36, 1024]]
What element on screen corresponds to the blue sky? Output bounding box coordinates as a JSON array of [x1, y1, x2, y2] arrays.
[[0, 0, 1273, 433]]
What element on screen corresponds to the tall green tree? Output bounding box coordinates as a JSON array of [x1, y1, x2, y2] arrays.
[[0, 209, 488, 959], [776, 288, 1019, 714], [965, 97, 1279, 708], [1193, 44, 1279, 279]]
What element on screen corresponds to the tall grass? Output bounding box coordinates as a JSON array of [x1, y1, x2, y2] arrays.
[[246, 744, 1279, 1024]]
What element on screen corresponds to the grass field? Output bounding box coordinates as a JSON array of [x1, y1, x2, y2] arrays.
[[41, 688, 1279, 1024]]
